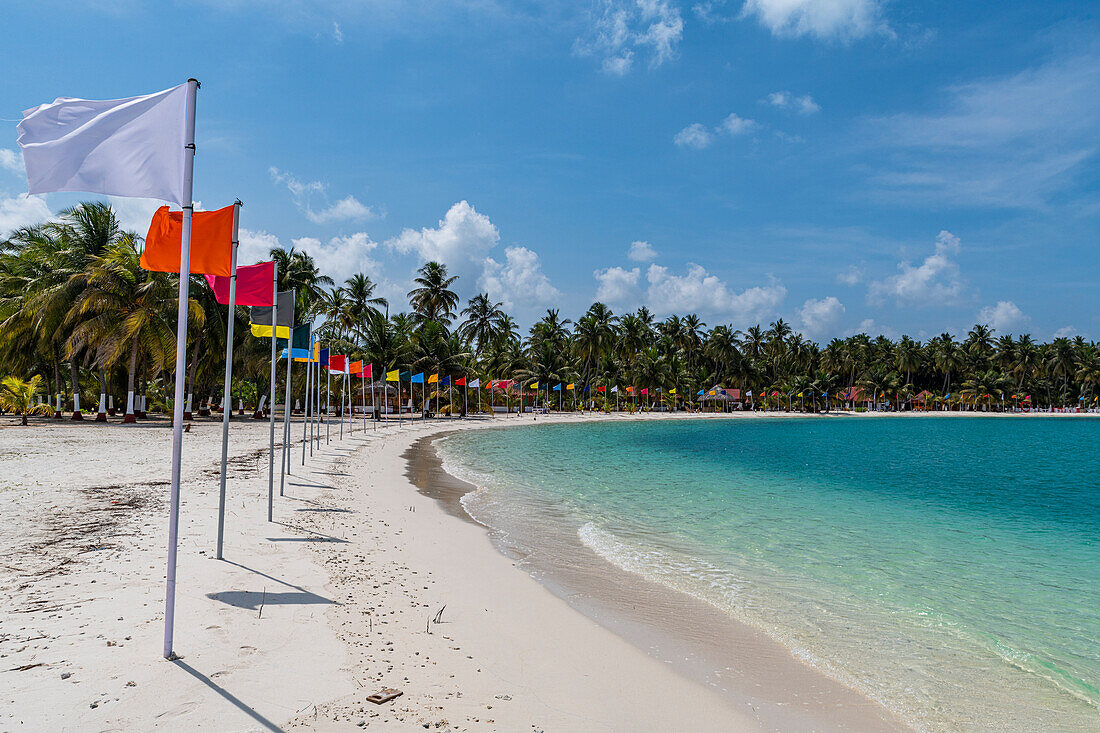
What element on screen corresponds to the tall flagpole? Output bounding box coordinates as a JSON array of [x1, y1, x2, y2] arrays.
[[215, 200, 241, 559], [326, 360, 331, 445], [164, 77, 199, 660], [302, 334, 311, 465], [280, 289, 295, 496], [267, 262, 278, 522]]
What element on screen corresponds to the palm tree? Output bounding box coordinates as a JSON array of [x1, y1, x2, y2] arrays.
[[408, 261, 459, 328], [64, 235, 178, 422], [459, 293, 506, 352], [0, 374, 54, 425]]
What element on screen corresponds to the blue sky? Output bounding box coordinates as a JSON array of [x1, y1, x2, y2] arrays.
[[2, 0, 1098, 341]]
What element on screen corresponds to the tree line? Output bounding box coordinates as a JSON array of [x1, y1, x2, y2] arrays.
[[2, 202, 1098, 420]]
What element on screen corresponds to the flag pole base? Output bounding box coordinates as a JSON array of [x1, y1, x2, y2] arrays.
[[95, 413, 107, 422], [123, 413, 137, 424], [70, 411, 84, 421]]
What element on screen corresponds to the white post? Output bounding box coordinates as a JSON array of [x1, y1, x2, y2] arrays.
[[216, 200, 241, 558], [163, 78, 199, 661], [267, 261, 278, 522], [326, 361, 331, 445]]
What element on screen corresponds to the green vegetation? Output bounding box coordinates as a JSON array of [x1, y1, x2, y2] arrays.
[[3, 202, 1098, 418]]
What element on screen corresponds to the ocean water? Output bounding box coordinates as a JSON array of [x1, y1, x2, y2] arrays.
[[437, 417, 1100, 731]]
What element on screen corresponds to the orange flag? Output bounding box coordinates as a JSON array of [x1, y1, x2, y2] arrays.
[[140, 204, 234, 276]]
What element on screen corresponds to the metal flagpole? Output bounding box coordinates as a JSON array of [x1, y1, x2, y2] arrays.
[[164, 77, 199, 660], [266, 260, 278, 521], [281, 289, 295, 493], [215, 200, 241, 559], [326, 360, 331, 445], [340, 371, 345, 439], [302, 334, 311, 465]]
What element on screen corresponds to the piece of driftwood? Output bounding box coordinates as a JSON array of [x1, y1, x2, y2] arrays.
[[366, 688, 403, 705]]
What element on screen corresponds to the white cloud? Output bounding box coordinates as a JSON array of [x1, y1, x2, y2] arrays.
[[0, 194, 52, 237], [0, 149, 24, 175], [237, 228, 283, 266], [645, 263, 786, 323], [332, 21, 343, 43], [292, 231, 382, 281], [387, 200, 499, 282], [851, 317, 897, 339], [863, 50, 1100, 208], [978, 300, 1028, 333], [576, 0, 684, 75], [674, 123, 714, 149], [836, 265, 863, 285], [269, 166, 377, 224], [719, 112, 758, 136], [868, 230, 966, 307], [741, 0, 887, 41], [765, 90, 820, 114], [105, 197, 165, 234], [480, 246, 560, 310], [798, 296, 845, 337], [1053, 326, 1077, 339], [627, 240, 657, 261], [594, 265, 642, 304]]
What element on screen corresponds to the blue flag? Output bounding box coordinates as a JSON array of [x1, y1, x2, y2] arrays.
[[441, 376, 451, 386], [410, 373, 424, 384], [553, 383, 562, 391], [319, 347, 330, 368]]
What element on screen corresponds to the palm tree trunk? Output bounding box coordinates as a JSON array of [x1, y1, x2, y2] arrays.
[[124, 340, 139, 423], [69, 359, 83, 420]]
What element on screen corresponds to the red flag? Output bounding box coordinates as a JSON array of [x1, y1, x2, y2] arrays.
[[203, 260, 275, 306], [455, 377, 467, 386], [364, 364, 373, 379], [598, 385, 606, 393], [641, 388, 648, 395], [140, 204, 234, 276], [329, 355, 346, 373]]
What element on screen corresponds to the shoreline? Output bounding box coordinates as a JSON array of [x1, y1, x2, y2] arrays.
[[3, 410, 1089, 730], [406, 416, 907, 732]]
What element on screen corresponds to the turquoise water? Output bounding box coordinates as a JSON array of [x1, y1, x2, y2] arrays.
[[438, 417, 1100, 731]]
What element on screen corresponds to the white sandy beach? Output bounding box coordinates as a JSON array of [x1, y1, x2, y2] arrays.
[[1, 410, 917, 731]]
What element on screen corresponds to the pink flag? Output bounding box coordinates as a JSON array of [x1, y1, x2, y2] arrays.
[[204, 261, 275, 307]]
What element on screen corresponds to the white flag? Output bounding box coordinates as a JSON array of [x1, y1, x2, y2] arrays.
[[611, 386, 618, 393], [18, 83, 189, 205], [468, 378, 480, 388]]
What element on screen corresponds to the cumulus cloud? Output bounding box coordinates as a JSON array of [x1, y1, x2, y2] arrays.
[[575, 0, 684, 75], [293, 232, 382, 281], [851, 317, 898, 339], [868, 230, 967, 307], [645, 263, 786, 323], [1053, 326, 1077, 339], [238, 227, 284, 266], [836, 265, 863, 285], [741, 0, 888, 41], [798, 296, 845, 338], [0, 194, 52, 237], [480, 246, 560, 310], [0, 149, 24, 175], [269, 166, 377, 225], [765, 90, 820, 114], [719, 112, 758, 135], [627, 240, 658, 261], [978, 300, 1028, 333], [674, 123, 714, 149], [387, 200, 499, 281], [594, 265, 642, 304]]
